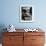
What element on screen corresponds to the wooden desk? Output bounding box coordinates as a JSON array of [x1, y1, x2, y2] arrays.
[[2, 29, 45, 46]]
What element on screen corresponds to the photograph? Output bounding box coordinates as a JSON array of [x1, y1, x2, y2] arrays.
[[20, 5, 34, 22]]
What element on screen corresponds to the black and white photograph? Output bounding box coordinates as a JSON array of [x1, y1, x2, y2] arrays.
[[20, 5, 34, 22]]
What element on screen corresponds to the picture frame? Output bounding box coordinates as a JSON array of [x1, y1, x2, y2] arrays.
[[20, 5, 34, 22]]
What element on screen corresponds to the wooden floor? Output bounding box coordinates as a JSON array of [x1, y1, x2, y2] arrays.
[[0, 44, 45, 46]]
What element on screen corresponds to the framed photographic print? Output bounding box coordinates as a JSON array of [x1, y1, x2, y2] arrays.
[[20, 5, 34, 22]]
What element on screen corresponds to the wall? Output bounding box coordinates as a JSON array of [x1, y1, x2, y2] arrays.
[[0, 0, 46, 43], [0, 0, 46, 29]]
